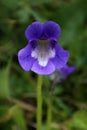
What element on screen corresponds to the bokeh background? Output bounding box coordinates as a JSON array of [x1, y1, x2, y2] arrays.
[[0, 0, 87, 130]]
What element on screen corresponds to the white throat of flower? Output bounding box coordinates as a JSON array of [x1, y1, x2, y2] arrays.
[[31, 40, 55, 67]]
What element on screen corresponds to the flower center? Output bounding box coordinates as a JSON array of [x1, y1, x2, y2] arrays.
[[31, 40, 55, 67], [38, 39, 50, 44]]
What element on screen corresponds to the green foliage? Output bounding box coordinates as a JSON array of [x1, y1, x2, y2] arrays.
[[12, 105, 27, 130], [0, 64, 10, 98], [0, 0, 87, 129], [67, 110, 87, 130]]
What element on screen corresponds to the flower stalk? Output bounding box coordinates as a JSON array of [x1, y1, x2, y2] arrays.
[[37, 75, 43, 130]]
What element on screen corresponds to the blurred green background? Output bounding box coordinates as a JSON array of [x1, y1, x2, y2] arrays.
[[0, 0, 87, 130]]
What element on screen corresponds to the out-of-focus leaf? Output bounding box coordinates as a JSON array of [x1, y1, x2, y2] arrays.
[[0, 105, 10, 120], [12, 105, 27, 130], [28, 0, 52, 5], [0, 64, 10, 98], [1, 0, 18, 9], [29, 8, 46, 22], [67, 110, 87, 129], [17, 7, 30, 23], [0, 105, 14, 123]]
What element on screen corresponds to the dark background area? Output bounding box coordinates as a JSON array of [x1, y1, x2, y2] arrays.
[[0, 0, 87, 130]]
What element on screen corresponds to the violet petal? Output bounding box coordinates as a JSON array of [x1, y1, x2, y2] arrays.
[[61, 65, 76, 78], [18, 44, 35, 71], [25, 22, 43, 41], [51, 44, 69, 69], [31, 60, 55, 75], [43, 21, 61, 40]]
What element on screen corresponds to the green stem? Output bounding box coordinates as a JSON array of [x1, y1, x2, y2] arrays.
[[37, 75, 43, 130], [46, 81, 55, 130], [46, 97, 52, 130]]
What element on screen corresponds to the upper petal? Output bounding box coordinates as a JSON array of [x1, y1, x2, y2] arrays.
[[18, 44, 35, 71], [43, 21, 61, 40], [51, 44, 69, 69], [31, 60, 55, 75], [25, 22, 43, 41]]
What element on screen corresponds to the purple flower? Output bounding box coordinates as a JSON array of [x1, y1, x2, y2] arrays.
[[50, 65, 75, 82], [18, 21, 69, 75], [60, 65, 75, 78]]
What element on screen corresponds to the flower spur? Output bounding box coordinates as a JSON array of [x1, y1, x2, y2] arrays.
[[50, 65, 75, 82]]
